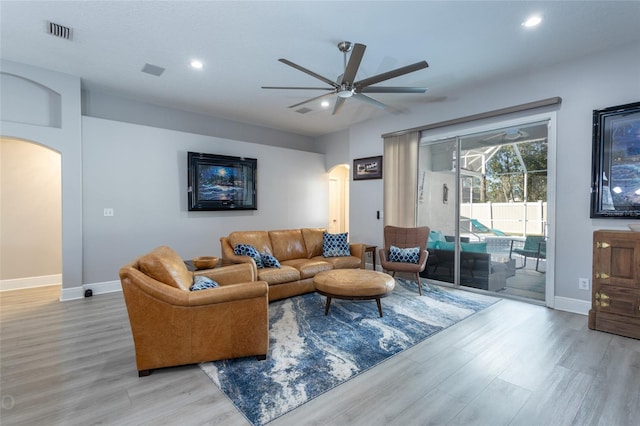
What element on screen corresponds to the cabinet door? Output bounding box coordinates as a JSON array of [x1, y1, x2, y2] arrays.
[[593, 234, 640, 289], [595, 285, 640, 317]]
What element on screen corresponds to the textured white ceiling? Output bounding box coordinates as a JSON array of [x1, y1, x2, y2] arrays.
[[1, 1, 639, 137]]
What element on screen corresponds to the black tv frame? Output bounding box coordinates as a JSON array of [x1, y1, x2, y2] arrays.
[[188, 152, 257, 211]]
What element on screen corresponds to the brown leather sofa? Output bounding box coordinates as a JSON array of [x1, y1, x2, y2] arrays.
[[119, 246, 269, 376], [220, 228, 365, 301]]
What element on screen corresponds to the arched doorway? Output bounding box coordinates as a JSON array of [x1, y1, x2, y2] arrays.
[[0, 137, 62, 290]]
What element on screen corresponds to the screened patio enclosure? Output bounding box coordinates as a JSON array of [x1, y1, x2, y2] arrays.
[[418, 120, 549, 303]]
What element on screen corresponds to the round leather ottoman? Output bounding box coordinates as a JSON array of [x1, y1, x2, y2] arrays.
[[313, 269, 395, 317]]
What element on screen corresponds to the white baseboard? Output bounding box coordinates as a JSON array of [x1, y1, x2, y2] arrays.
[[554, 296, 590, 316], [60, 280, 122, 301], [0, 274, 62, 291]]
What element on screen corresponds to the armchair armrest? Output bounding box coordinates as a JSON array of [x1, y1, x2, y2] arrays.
[[187, 281, 268, 306], [194, 263, 256, 284], [120, 266, 268, 307]]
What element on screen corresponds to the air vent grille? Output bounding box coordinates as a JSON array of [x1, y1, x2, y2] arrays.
[[47, 21, 72, 40], [141, 63, 166, 77], [296, 107, 312, 114]]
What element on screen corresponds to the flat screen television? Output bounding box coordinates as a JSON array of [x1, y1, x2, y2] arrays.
[[188, 152, 257, 211]]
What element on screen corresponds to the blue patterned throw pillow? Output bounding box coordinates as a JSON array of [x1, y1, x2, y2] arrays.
[[322, 232, 351, 257], [190, 275, 220, 291], [260, 252, 281, 268], [389, 245, 420, 264], [234, 244, 264, 269]]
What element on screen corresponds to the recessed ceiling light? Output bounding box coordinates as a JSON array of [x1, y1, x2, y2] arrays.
[[321, 100, 330, 108], [190, 59, 204, 69], [522, 15, 542, 28]]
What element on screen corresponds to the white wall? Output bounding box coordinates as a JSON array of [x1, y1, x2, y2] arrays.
[[0, 59, 83, 291], [316, 129, 350, 170], [83, 89, 317, 153], [82, 117, 328, 285], [339, 41, 640, 307]]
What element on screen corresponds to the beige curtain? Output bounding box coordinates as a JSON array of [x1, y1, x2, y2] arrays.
[[383, 132, 419, 227]]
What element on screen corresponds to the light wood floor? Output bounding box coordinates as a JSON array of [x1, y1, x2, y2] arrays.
[[1, 285, 639, 425]]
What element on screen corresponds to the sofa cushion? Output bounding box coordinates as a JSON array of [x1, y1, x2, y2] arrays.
[[234, 244, 265, 268], [389, 245, 420, 263], [269, 229, 308, 261], [428, 230, 446, 249], [228, 231, 273, 255], [138, 245, 193, 291], [190, 275, 220, 291], [301, 228, 326, 258], [322, 232, 350, 257], [461, 242, 488, 253], [281, 258, 333, 279], [435, 241, 455, 251], [315, 255, 362, 269], [260, 252, 281, 268], [257, 265, 301, 285]]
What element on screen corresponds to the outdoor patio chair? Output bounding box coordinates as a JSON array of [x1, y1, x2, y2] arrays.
[[509, 235, 546, 271], [468, 218, 507, 236]]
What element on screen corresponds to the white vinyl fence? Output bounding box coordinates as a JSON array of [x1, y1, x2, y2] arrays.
[[461, 201, 547, 236]]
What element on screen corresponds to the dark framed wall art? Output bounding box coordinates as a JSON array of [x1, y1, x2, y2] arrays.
[[353, 156, 383, 180], [188, 152, 257, 211], [590, 101, 640, 218]]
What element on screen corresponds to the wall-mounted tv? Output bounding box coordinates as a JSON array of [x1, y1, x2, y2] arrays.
[[188, 152, 257, 211]]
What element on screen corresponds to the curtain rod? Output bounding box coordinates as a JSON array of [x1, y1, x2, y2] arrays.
[[381, 97, 562, 138]]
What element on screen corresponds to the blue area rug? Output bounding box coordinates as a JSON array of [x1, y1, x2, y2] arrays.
[[200, 278, 498, 425]]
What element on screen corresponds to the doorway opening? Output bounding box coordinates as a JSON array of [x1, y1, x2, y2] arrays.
[[328, 164, 349, 234], [0, 138, 62, 291]]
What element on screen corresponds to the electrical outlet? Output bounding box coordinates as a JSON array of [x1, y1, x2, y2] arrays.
[[578, 278, 590, 290], [103, 208, 114, 217]]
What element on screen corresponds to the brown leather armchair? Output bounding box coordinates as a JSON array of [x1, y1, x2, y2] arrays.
[[379, 226, 430, 295], [119, 246, 269, 376]]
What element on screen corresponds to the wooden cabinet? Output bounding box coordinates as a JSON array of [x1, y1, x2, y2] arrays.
[[589, 230, 640, 339]]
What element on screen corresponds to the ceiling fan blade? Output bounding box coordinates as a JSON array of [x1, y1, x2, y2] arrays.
[[262, 86, 334, 91], [341, 43, 366, 84], [278, 58, 340, 89], [352, 93, 387, 109], [360, 86, 427, 94], [355, 60, 429, 88], [332, 97, 347, 115], [287, 91, 335, 109]]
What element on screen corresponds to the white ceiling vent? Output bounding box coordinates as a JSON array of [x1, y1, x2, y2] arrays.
[[295, 107, 312, 114], [141, 63, 166, 77], [47, 21, 72, 40]]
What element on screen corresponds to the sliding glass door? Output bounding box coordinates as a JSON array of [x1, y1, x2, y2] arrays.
[[417, 137, 459, 285], [418, 118, 553, 305]]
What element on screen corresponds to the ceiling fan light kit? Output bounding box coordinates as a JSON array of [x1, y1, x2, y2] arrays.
[[262, 41, 428, 114]]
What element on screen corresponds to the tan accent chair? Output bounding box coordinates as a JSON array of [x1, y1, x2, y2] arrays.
[[378, 226, 430, 295], [119, 246, 269, 377]]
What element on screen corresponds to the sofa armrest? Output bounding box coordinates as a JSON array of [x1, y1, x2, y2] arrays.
[[194, 263, 256, 285], [220, 236, 259, 271], [349, 243, 366, 269]]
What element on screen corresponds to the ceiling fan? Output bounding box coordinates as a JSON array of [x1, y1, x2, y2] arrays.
[[262, 41, 429, 115]]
